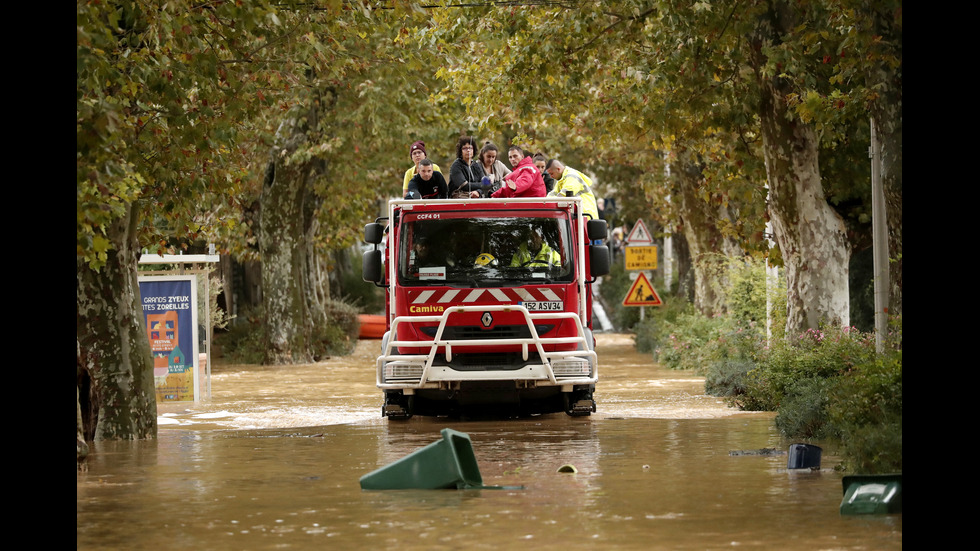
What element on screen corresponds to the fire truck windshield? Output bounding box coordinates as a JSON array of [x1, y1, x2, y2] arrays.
[[399, 213, 574, 286]]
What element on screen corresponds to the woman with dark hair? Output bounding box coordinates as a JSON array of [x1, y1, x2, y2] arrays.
[[471, 141, 512, 196], [533, 152, 556, 194], [448, 135, 483, 198]]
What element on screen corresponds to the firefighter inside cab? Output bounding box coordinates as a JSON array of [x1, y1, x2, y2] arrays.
[[510, 227, 561, 268]]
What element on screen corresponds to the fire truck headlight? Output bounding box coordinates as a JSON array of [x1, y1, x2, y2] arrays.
[[552, 358, 591, 377], [384, 361, 424, 382]]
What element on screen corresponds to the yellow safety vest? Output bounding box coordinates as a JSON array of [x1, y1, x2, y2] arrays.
[[549, 167, 598, 220], [510, 242, 561, 268]]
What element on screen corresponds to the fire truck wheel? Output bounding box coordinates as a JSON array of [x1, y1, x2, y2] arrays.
[[383, 392, 414, 420]]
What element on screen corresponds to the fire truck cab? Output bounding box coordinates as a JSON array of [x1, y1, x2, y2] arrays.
[[362, 197, 609, 419]]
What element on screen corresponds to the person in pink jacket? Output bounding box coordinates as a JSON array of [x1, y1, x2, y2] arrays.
[[490, 146, 546, 198]]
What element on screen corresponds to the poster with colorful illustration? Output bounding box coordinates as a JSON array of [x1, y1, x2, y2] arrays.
[[138, 275, 199, 402]]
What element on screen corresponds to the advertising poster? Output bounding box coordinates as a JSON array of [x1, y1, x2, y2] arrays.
[[137, 275, 199, 402]]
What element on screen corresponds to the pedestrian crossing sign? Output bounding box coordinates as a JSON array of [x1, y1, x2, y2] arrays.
[[622, 272, 663, 307], [626, 219, 653, 246]]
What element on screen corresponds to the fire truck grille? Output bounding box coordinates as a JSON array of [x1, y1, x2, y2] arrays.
[[447, 352, 543, 371], [420, 324, 555, 340]]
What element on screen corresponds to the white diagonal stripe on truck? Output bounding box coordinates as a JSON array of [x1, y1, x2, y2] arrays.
[[438, 289, 460, 303], [540, 288, 560, 301], [514, 288, 535, 301]]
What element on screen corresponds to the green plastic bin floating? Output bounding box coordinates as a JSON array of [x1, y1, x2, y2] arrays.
[[840, 473, 902, 515], [360, 428, 520, 490]]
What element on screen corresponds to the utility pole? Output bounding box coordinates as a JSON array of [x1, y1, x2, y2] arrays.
[[871, 118, 890, 353]]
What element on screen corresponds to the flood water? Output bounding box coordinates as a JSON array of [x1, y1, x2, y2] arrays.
[[77, 334, 901, 550]]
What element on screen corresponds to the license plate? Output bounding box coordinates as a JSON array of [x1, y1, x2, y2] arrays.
[[522, 301, 563, 311]]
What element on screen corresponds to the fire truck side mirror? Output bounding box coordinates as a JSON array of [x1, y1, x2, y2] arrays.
[[362, 249, 384, 284], [587, 219, 608, 240], [364, 223, 384, 244], [589, 244, 610, 278]]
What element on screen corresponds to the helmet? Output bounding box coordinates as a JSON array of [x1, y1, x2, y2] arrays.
[[474, 253, 497, 266]]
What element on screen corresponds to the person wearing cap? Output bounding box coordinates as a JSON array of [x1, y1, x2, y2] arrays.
[[405, 158, 448, 200], [545, 159, 599, 220], [490, 146, 547, 198], [402, 141, 442, 196]]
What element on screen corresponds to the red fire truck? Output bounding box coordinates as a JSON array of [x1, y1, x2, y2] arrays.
[[362, 197, 609, 419]]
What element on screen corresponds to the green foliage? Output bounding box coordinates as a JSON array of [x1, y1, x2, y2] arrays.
[[654, 312, 731, 372], [826, 347, 902, 472], [631, 296, 693, 355], [726, 256, 768, 323], [218, 299, 358, 364], [743, 325, 878, 411], [337, 267, 385, 315], [745, 322, 901, 472], [216, 308, 266, 365], [598, 260, 641, 331], [77, 0, 292, 267], [317, 299, 360, 358], [648, 295, 901, 472], [773, 377, 832, 439], [630, 255, 775, 376]]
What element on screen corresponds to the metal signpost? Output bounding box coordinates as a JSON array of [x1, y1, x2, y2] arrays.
[[622, 219, 662, 320]]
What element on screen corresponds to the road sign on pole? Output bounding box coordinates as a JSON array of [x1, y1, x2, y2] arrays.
[[626, 219, 653, 246], [625, 245, 658, 271], [622, 272, 663, 307]]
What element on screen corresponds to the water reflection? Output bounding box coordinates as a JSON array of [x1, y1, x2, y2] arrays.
[[78, 335, 901, 550]]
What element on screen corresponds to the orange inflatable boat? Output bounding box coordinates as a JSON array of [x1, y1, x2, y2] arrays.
[[358, 314, 386, 339]]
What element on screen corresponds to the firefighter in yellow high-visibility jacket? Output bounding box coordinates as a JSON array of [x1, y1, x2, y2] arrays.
[[545, 159, 599, 220], [510, 227, 561, 268]]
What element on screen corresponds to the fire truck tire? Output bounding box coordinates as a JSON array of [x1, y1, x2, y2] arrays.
[[564, 389, 596, 417], [383, 392, 413, 420]]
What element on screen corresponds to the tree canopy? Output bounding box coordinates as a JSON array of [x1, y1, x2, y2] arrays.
[[77, 0, 900, 442]]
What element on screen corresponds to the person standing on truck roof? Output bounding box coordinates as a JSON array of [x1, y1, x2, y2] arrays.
[[545, 159, 599, 220], [448, 136, 483, 198], [470, 141, 512, 197], [510, 227, 561, 268], [405, 158, 448, 200], [490, 146, 546, 198], [533, 153, 556, 194], [403, 141, 442, 196]]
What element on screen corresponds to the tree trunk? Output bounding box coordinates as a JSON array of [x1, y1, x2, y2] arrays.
[[672, 228, 694, 303], [258, 107, 331, 365], [878, 113, 901, 319], [77, 202, 157, 445], [751, 1, 851, 336], [867, 7, 902, 319], [672, 150, 744, 316], [758, 100, 850, 334]]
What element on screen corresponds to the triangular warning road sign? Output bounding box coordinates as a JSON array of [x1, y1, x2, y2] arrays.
[[626, 219, 653, 245], [622, 272, 663, 307]]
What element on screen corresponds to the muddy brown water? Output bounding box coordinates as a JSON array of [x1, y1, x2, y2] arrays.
[[77, 334, 901, 550]]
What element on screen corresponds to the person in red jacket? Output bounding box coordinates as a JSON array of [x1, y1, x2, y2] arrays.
[[490, 146, 546, 198]]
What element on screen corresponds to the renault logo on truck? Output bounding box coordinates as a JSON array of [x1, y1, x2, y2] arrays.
[[481, 312, 493, 327]]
